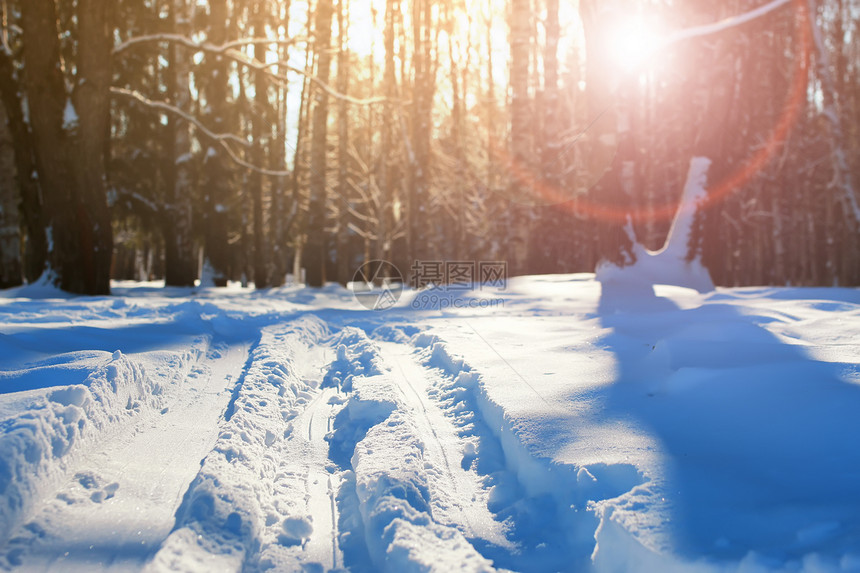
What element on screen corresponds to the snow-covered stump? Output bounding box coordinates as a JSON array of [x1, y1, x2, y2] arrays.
[[597, 156, 714, 306]]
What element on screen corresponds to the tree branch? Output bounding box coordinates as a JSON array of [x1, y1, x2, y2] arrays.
[[114, 33, 388, 106], [664, 0, 792, 46], [113, 34, 307, 55], [111, 87, 293, 177]]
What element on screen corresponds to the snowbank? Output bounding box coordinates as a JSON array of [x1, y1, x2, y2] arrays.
[[0, 347, 200, 545]]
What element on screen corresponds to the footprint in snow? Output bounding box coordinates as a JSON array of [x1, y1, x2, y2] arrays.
[[56, 471, 120, 504]]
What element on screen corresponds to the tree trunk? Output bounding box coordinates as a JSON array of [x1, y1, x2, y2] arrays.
[[408, 0, 434, 266], [269, 0, 292, 287], [579, 0, 635, 268], [21, 0, 113, 294], [72, 0, 115, 294], [251, 2, 270, 289], [0, 99, 21, 288], [163, 0, 197, 287], [806, 0, 860, 227], [374, 0, 397, 264], [335, 0, 352, 285], [201, 0, 231, 286], [305, 0, 335, 287], [508, 0, 532, 275], [0, 52, 46, 283]]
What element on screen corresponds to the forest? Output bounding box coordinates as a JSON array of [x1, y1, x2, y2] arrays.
[[0, 0, 857, 295]]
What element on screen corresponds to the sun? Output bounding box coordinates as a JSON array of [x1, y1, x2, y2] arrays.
[[609, 16, 663, 72]]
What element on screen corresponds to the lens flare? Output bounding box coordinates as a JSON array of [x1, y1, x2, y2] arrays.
[[488, 0, 810, 224]]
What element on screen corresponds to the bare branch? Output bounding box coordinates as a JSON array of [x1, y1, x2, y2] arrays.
[[113, 33, 307, 55], [664, 0, 792, 46], [111, 87, 248, 147], [347, 222, 376, 240], [110, 186, 159, 214], [111, 87, 292, 177], [230, 49, 389, 106], [114, 33, 388, 107]]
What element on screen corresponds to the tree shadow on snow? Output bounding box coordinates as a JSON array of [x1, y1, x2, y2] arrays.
[[595, 278, 860, 564]]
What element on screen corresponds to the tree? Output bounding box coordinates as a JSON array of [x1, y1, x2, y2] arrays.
[[305, 0, 336, 287], [200, 0, 233, 287], [163, 0, 198, 287], [19, 0, 113, 294]]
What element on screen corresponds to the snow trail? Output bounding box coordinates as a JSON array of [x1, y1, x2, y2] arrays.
[[321, 327, 499, 572], [147, 316, 347, 573], [1, 340, 250, 571], [375, 339, 510, 551]]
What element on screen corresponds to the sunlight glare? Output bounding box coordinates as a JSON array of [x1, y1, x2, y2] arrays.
[[609, 17, 663, 71], [346, 0, 384, 58]]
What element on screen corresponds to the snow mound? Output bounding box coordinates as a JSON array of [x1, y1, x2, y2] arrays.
[[323, 326, 384, 391]]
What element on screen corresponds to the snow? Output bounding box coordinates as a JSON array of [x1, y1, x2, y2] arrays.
[[597, 157, 715, 296], [0, 273, 859, 572], [62, 99, 79, 132]]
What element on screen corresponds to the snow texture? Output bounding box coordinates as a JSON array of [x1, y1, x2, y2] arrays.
[[0, 271, 859, 572]]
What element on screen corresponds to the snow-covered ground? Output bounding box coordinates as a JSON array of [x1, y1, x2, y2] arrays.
[[0, 275, 858, 572]]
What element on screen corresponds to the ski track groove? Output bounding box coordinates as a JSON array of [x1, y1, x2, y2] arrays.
[[372, 338, 512, 557], [385, 344, 469, 527]]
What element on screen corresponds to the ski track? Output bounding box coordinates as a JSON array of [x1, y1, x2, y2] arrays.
[[376, 340, 510, 551], [404, 330, 646, 572], [2, 315, 646, 573], [1, 339, 251, 572], [146, 317, 349, 573]]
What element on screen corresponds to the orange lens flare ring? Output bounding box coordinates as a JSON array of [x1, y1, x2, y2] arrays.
[[491, 0, 811, 222]]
